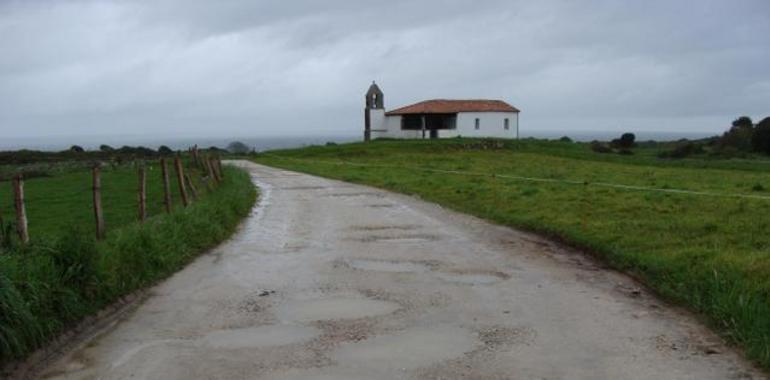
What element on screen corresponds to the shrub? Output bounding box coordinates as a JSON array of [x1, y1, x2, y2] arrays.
[[619, 133, 635, 148], [659, 142, 705, 159], [69, 145, 84, 153], [99, 145, 114, 152], [227, 141, 250, 154], [590, 141, 612, 154], [558, 136, 572, 143], [158, 145, 174, 155]]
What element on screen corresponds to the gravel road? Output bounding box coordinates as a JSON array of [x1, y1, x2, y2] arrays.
[[38, 161, 764, 379]]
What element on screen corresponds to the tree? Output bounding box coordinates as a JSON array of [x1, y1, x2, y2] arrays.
[[70, 145, 84, 153], [99, 144, 114, 152], [618, 133, 636, 148], [227, 141, 250, 154], [752, 117, 770, 154], [158, 145, 173, 155], [719, 117, 754, 152], [733, 116, 753, 128]]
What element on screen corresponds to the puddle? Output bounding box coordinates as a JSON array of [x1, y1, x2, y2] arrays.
[[435, 271, 508, 285], [331, 325, 478, 370], [274, 297, 400, 322], [279, 186, 328, 190], [327, 192, 383, 198], [354, 234, 439, 243], [201, 325, 320, 349], [347, 259, 431, 273], [351, 224, 420, 231], [365, 204, 396, 208]]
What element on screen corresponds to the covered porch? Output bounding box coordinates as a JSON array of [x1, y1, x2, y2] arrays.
[[400, 113, 457, 139]]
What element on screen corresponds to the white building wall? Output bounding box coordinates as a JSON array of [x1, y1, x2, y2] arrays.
[[374, 112, 518, 139], [455, 112, 518, 138]]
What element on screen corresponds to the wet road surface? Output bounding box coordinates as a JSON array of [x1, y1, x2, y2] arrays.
[[39, 161, 764, 379]]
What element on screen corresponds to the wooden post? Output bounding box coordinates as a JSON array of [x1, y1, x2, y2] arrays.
[[212, 158, 222, 183], [216, 157, 224, 179], [174, 155, 189, 207], [12, 174, 29, 244], [185, 173, 199, 201], [160, 158, 172, 213], [92, 166, 105, 240], [207, 156, 221, 183], [138, 166, 147, 222]]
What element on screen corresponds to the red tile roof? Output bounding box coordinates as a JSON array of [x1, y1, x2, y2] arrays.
[[385, 99, 519, 116]]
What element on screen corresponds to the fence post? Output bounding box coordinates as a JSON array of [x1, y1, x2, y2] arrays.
[[160, 158, 172, 213], [205, 156, 216, 183], [210, 157, 222, 183], [216, 157, 224, 179], [12, 174, 29, 244], [92, 166, 105, 240], [138, 166, 147, 222], [185, 173, 199, 201], [174, 155, 189, 207]]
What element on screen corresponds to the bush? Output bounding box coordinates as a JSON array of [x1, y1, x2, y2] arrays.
[[751, 117, 770, 155], [227, 141, 250, 154], [659, 142, 705, 159], [158, 145, 173, 155], [69, 145, 84, 153], [590, 141, 612, 154], [558, 136, 572, 143], [99, 145, 114, 152]]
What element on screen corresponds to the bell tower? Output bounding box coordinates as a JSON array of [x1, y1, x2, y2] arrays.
[[364, 81, 384, 142]]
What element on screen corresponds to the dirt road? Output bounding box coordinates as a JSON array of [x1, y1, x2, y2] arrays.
[[39, 161, 763, 379]]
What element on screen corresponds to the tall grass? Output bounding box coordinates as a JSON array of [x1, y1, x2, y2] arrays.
[[0, 166, 256, 364]]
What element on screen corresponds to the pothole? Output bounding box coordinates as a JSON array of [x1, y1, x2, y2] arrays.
[[353, 234, 440, 243], [435, 271, 509, 285], [326, 192, 383, 198], [200, 325, 321, 349], [347, 259, 432, 273], [273, 297, 400, 322], [331, 325, 478, 370], [365, 204, 396, 208], [262, 368, 396, 380], [350, 224, 421, 231], [279, 186, 328, 190]]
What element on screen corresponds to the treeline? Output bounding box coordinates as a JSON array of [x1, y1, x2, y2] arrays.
[[660, 116, 770, 159], [0, 144, 227, 166]]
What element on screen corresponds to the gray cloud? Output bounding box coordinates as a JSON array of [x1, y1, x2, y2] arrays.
[[0, 0, 768, 145]]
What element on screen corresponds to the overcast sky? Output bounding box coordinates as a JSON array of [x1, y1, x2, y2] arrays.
[[1, 0, 768, 145]]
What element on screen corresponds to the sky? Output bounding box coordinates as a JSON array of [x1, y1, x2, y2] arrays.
[[0, 0, 769, 146]]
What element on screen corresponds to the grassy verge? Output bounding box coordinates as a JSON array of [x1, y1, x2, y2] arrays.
[[253, 138, 770, 368], [0, 165, 256, 364]]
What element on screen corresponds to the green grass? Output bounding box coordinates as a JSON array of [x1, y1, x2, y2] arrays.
[[253, 138, 770, 368], [0, 164, 256, 365], [0, 162, 201, 240]]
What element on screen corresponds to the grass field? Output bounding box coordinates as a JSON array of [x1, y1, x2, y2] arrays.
[[0, 162, 256, 366], [253, 138, 770, 368], [0, 161, 201, 241]]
